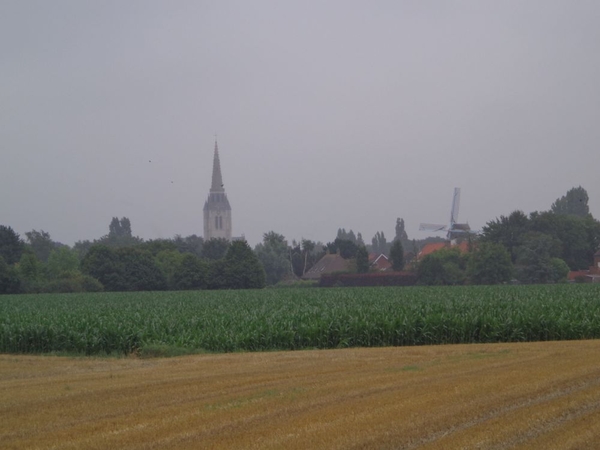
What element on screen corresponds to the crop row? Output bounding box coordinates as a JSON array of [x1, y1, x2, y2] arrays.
[[1, 285, 600, 355]]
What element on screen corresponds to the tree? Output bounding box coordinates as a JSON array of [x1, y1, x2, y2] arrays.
[[515, 233, 563, 284], [18, 251, 43, 285], [371, 231, 388, 255], [81, 245, 125, 291], [418, 248, 467, 285], [529, 211, 599, 270], [394, 218, 410, 248], [336, 228, 358, 243], [173, 254, 208, 290], [223, 240, 266, 289], [202, 238, 230, 260], [155, 250, 184, 289], [73, 239, 94, 260], [82, 245, 166, 291], [356, 232, 365, 247], [356, 245, 369, 273], [549, 258, 570, 283], [389, 240, 405, 271], [254, 232, 292, 285], [466, 242, 513, 285], [99, 217, 142, 247], [46, 247, 80, 278], [115, 247, 167, 291], [0, 225, 25, 265], [481, 211, 529, 262], [172, 234, 204, 258], [25, 230, 55, 263], [0, 256, 20, 294], [551, 186, 590, 217], [137, 239, 177, 256]]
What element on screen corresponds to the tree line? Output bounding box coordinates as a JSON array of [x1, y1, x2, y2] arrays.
[[1, 186, 599, 293]]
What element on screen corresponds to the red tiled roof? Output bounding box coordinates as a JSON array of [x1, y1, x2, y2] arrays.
[[417, 241, 471, 259], [418, 242, 448, 258]]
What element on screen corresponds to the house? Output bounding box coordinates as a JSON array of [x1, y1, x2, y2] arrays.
[[303, 253, 353, 280], [568, 249, 600, 283], [369, 253, 392, 271]]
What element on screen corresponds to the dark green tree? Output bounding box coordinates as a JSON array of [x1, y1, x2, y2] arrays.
[[466, 242, 513, 285], [356, 245, 369, 273], [155, 250, 184, 289], [394, 218, 410, 249], [529, 211, 600, 270], [515, 233, 563, 284], [207, 259, 228, 289], [389, 239, 405, 271], [335, 238, 359, 259], [0, 225, 25, 265], [172, 234, 204, 258], [137, 239, 178, 256], [417, 248, 467, 285], [223, 240, 266, 289], [0, 256, 21, 294], [99, 217, 142, 247], [551, 186, 590, 217], [115, 247, 167, 291], [481, 211, 529, 262], [371, 231, 388, 255], [202, 238, 230, 260], [25, 230, 56, 263], [81, 245, 125, 291], [73, 239, 94, 260], [173, 253, 208, 290]]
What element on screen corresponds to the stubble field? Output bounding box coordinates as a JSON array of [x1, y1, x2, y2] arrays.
[[2, 340, 600, 449]]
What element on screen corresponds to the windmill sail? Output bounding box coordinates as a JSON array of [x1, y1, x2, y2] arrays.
[[419, 187, 473, 241]]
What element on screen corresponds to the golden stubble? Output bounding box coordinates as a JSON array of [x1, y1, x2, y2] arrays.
[[2, 340, 600, 449]]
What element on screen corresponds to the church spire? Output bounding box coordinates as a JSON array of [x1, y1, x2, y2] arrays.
[[210, 140, 224, 192]]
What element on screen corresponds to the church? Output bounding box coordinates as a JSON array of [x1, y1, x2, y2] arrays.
[[203, 141, 232, 241]]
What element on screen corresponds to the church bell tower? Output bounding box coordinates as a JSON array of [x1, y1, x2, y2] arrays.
[[203, 141, 232, 241]]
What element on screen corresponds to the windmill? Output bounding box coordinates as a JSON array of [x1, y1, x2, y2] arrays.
[[419, 188, 473, 241]]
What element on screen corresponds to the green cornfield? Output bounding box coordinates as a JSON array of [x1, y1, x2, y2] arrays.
[[1, 284, 600, 355]]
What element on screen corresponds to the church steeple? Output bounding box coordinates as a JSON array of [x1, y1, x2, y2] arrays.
[[204, 139, 232, 241], [210, 140, 225, 192]]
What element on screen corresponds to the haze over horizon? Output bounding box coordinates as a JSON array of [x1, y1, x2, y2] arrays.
[[2, 1, 599, 247]]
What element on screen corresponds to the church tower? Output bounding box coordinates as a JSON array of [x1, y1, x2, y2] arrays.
[[203, 141, 232, 241]]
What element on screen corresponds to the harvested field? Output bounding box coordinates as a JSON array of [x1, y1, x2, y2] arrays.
[[2, 340, 600, 449]]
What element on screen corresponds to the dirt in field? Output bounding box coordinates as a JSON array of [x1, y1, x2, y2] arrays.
[[2, 340, 600, 449]]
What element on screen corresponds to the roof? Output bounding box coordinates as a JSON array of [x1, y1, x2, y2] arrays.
[[303, 253, 353, 280], [369, 253, 392, 271], [418, 242, 448, 258], [417, 241, 470, 259]]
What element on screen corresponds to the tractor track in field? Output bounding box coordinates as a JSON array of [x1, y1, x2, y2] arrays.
[[405, 369, 600, 450]]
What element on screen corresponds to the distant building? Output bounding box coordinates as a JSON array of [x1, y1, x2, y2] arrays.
[[303, 253, 353, 280], [369, 253, 392, 271], [203, 141, 232, 241], [568, 249, 600, 283]]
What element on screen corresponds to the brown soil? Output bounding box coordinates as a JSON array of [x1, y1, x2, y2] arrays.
[[2, 340, 600, 449]]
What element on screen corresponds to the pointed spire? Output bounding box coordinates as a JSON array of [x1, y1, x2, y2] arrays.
[[210, 140, 224, 192]]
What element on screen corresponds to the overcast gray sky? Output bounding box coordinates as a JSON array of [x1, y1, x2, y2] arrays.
[[2, 1, 599, 247]]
